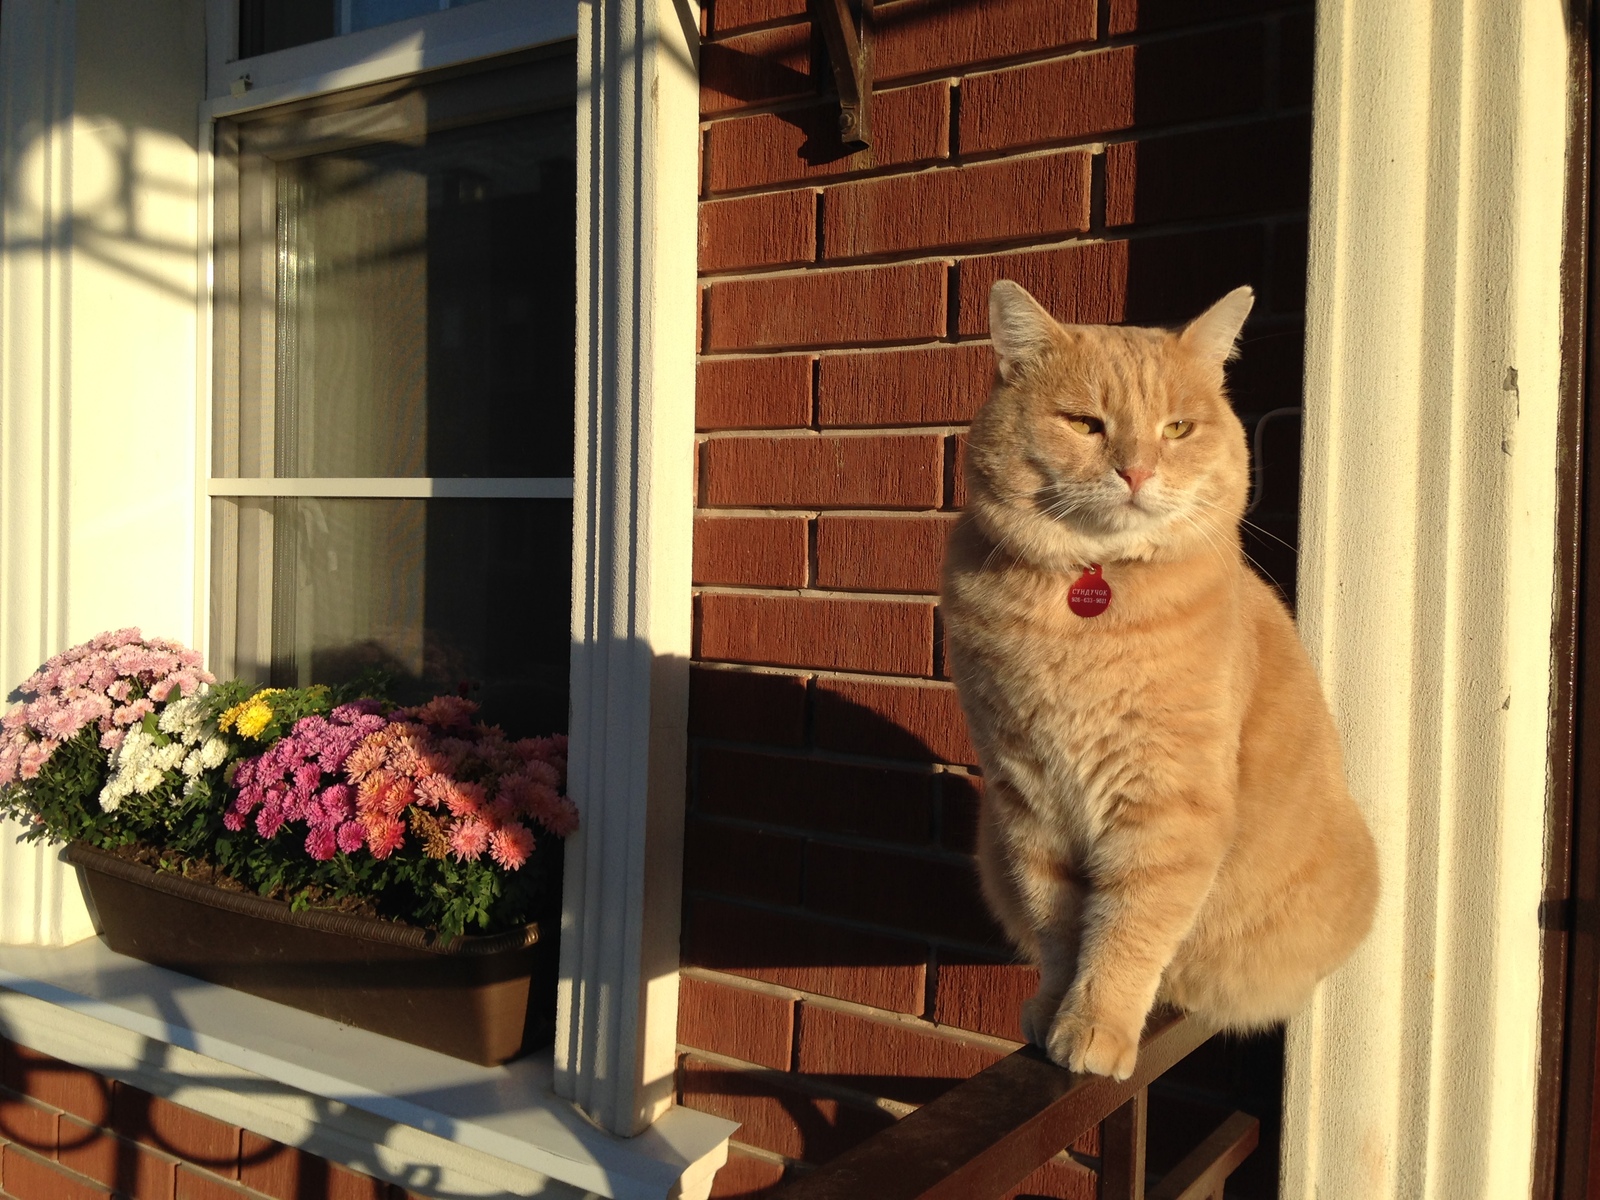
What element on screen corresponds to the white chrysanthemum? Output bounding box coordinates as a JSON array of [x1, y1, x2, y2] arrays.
[[198, 736, 227, 769], [157, 694, 208, 736]]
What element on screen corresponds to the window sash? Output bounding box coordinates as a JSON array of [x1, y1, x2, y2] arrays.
[[206, 477, 574, 498]]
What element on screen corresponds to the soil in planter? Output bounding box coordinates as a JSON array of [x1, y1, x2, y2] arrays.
[[98, 831, 563, 942]]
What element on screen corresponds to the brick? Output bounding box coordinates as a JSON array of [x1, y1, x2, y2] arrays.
[[3, 1045, 111, 1125], [1108, 0, 1274, 34], [690, 665, 809, 746], [702, 434, 943, 508], [701, 23, 812, 116], [1105, 117, 1313, 227], [706, 262, 947, 352], [58, 1117, 173, 1200], [684, 899, 928, 1012], [112, 1087, 239, 1179], [822, 152, 1091, 260], [679, 1055, 896, 1164], [814, 514, 957, 594], [957, 227, 1267, 334], [706, 82, 950, 193], [813, 677, 975, 764], [1228, 324, 1304, 412], [1249, 406, 1302, 517], [1271, 219, 1309, 313], [697, 355, 813, 431], [932, 955, 1038, 1042], [1131, 24, 1268, 128], [938, 772, 983, 853], [174, 1167, 250, 1200], [685, 816, 806, 906], [0, 1094, 57, 1157], [677, 976, 796, 1070], [1, 1144, 111, 1200], [1007, 1157, 1097, 1200], [817, 344, 991, 428], [872, 0, 1096, 83], [1281, 10, 1315, 108], [795, 1006, 1002, 1104], [327, 1162, 389, 1200], [709, 1147, 788, 1197], [949, 434, 969, 509], [700, 190, 816, 273], [960, 48, 1135, 155], [955, 240, 1128, 334], [694, 516, 810, 588], [697, 747, 934, 842], [697, 593, 934, 675], [710, 0, 807, 36], [238, 1133, 304, 1200], [804, 842, 1006, 947]]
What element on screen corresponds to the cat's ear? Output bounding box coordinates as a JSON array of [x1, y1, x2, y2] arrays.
[[1181, 286, 1255, 366], [989, 281, 1061, 381]]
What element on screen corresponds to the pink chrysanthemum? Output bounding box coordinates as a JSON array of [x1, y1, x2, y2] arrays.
[[343, 739, 386, 782], [416, 774, 454, 809], [489, 822, 535, 871], [336, 819, 366, 854], [444, 780, 487, 819], [364, 814, 405, 860], [448, 819, 492, 862], [411, 695, 478, 730], [305, 825, 337, 861]]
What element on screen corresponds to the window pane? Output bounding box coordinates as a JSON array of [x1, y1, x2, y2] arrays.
[[212, 497, 571, 736], [266, 109, 575, 479], [240, 0, 493, 57]]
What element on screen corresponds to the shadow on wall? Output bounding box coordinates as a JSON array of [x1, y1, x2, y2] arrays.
[[677, 674, 1288, 1199], [0, 1017, 497, 1199]]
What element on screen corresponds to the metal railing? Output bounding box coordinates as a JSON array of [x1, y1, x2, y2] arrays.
[[770, 1011, 1260, 1200]]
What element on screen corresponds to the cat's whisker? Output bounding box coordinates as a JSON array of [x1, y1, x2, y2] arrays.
[[1185, 494, 1301, 557]]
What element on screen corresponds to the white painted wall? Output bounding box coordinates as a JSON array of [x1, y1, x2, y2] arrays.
[[1284, 1, 1571, 1196], [0, 0, 206, 944]]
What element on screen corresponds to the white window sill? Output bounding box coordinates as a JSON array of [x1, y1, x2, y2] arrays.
[[0, 938, 735, 1200]]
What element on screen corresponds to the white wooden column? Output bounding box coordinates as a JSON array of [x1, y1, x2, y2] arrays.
[[557, 0, 700, 1139], [0, 0, 205, 944], [1284, 2, 1570, 1197]]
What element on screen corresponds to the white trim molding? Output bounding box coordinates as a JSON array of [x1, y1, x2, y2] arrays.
[[558, 0, 700, 1139], [1285, 2, 1571, 1197]]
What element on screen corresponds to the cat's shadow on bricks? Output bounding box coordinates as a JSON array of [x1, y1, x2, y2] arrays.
[[676, 662, 1287, 1198]]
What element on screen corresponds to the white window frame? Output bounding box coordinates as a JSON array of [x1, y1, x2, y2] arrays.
[[0, 0, 714, 1190]]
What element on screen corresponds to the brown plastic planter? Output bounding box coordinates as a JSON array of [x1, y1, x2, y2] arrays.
[[65, 842, 556, 1066]]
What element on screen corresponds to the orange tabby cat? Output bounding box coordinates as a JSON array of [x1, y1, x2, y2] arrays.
[[940, 281, 1378, 1081]]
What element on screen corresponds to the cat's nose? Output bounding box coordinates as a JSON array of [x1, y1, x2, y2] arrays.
[[1117, 466, 1154, 494]]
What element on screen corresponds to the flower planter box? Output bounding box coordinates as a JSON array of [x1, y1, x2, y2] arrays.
[[65, 842, 556, 1066]]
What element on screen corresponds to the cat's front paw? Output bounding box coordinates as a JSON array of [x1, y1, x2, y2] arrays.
[[1046, 1010, 1140, 1080]]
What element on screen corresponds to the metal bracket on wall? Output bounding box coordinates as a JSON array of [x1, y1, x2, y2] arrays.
[[811, 0, 872, 148]]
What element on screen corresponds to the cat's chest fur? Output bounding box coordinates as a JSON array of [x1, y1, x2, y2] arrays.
[[943, 520, 1248, 848]]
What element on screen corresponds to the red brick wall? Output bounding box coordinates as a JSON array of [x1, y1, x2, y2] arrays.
[[0, 1038, 409, 1200], [680, 0, 1312, 1195]]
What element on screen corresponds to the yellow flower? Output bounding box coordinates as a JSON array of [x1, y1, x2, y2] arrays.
[[219, 688, 284, 739], [234, 701, 274, 738]]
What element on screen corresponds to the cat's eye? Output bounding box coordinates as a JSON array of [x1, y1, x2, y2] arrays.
[[1163, 420, 1195, 440], [1063, 414, 1104, 436]]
